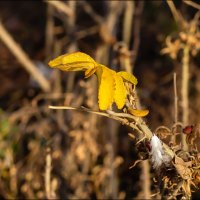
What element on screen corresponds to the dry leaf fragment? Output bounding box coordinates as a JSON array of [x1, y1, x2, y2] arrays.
[[173, 156, 192, 180]]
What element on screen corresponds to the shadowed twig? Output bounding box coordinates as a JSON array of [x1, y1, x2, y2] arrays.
[[0, 21, 50, 92], [45, 1, 74, 17]]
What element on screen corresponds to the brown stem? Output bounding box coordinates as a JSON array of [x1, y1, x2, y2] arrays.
[[181, 46, 190, 151]]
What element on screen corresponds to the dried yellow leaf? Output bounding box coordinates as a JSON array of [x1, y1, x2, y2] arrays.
[[97, 65, 115, 110], [118, 71, 138, 85], [128, 108, 149, 117], [48, 52, 97, 73], [114, 74, 126, 109]]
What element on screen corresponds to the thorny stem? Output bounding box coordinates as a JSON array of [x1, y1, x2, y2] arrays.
[[49, 105, 175, 159], [181, 46, 190, 151]]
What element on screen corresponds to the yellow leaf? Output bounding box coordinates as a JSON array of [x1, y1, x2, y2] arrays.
[[118, 71, 138, 85], [48, 52, 97, 73], [114, 74, 126, 109], [97, 65, 115, 110], [128, 108, 149, 117], [48, 52, 139, 111]]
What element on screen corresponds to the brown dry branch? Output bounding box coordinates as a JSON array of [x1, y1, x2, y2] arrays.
[[172, 73, 178, 144], [45, 4, 55, 61], [45, 0, 74, 17], [166, 0, 187, 29], [45, 148, 52, 199], [123, 1, 134, 48], [49, 105, 174, 158], [65, 1, 77, 93], [79, 1, 103, 24], [0, 21, 50, 92], [183, 0, 200, 10], [131, 1, 144, 69], [140, 160, 151, 199], [181, 45, 190, 150], [173, 73, 178, 128]]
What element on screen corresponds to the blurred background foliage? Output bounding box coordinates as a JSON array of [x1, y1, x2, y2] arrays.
[[0, 1, 200, 199]]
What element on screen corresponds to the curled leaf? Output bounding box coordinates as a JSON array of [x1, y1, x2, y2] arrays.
[[128, 108, 149, 117], [48, 52, 97, 73]]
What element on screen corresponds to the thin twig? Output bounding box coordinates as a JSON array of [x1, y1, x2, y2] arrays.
[[45, 3, 54, 61], [183, 0, 200, 10], [49, 105, 135, 122], [181, 46, 190, 151], [45, 0, 74, 17], [66, 1, 77, 93], [0, 21, 50, 92], [141, 160, 151, 199], [132, 1, 144, 68], [172, 72, 178, 144], [79, 0, 103, 24], [123, 1, 135, 47], [45, 148, 52, 199], [167, 0, 186, 28], [129, 159, 143, 169], [49, 105, 143, 134], [75, 25, 99, 40], [169, 181, 184, 200], [173, 73, 178, 125]]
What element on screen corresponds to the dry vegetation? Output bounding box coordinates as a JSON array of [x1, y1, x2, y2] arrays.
[[0, 1, 200, 199]]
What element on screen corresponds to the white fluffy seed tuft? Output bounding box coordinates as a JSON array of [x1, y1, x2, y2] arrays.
[[150, 134, 171, 169]]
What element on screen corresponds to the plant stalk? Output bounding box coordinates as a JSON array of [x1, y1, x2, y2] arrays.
[[181, 46, 190, 151]]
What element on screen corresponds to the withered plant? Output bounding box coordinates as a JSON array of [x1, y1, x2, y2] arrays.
[[0, 1, 200, 199], [48, 49, 200, 199]]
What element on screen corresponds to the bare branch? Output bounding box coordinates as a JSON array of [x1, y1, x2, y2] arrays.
[[0, 21, 50, 92], [45, 0, 74, 17], [184, 0, 200, 10]]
